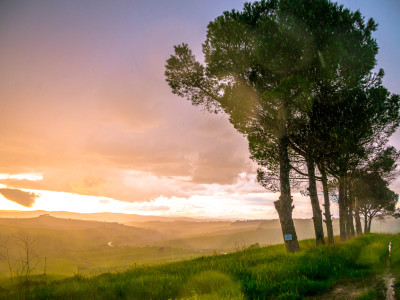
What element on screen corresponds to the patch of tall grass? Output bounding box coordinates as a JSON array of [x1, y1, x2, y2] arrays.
[[389, 233, 400, 299], [0, 234, 392, 299]]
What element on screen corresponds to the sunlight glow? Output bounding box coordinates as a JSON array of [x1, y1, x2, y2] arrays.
[[0, 173, 43, 181], [0, 183, 339, 219]]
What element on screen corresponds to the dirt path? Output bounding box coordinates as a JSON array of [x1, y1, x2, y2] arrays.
[[384, 270, 396, 300], [309, 242, 396, 300], [307, 275, 381, 300], [385, 242, 396, 300]]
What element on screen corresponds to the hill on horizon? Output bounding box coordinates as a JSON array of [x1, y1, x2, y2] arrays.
[[0, 210, 205, 223], [0, 213, 399, 277]]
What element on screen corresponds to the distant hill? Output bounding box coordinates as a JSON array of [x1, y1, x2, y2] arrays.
[[0, 210, 204, 223], [125, 217, 400, 249], [0, 213, 398, 276], [1, 210, 398, 230], [151, 219, 341, 249], [0, 215, 202, 276], [1, 212, 325, 250], [0, 214, 164, 251]]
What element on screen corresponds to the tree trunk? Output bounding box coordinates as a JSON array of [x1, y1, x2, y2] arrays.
[[274, 134, 299, 252], [367, 215, 372, 233], [306, 157, 324, 245], [338, 176, 347, 241], [344, 178, 352, 237], [319, 163, 334, 244], [364, 211, 368, 234], [354, 197, 362, 236], [347, 180, 355, 237]]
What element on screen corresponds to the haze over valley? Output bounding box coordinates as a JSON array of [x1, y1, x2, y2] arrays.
[[1, 211, 399, 277]]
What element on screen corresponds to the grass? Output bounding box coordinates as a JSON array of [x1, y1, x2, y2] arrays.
[[0, 244, 207, 277], [0, 233, 395, 299], [389, 233, 400, 300]]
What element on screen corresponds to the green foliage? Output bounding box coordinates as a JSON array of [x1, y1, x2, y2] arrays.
[[357, 242, 388, 266], [248, 243, 261, 250], [165, 0, 391, 175], [0, 234, 393, 299], [165, 0, 400, 250]]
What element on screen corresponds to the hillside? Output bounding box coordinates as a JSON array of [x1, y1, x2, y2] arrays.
[[0, 213, 399, 277], [0, 214, 163, 245], [0, 215, 203, 276], [0, 234, 398, 299]]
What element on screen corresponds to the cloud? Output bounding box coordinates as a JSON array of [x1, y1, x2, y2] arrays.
[[0, 0, 258, 206], [130, 204, 171, 212], [0, 0, 267, 210], [0, 188, 39, 207], [0, 173, 43, 181]]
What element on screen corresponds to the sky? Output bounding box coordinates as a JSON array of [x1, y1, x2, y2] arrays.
[[0, 0, 399, 219]]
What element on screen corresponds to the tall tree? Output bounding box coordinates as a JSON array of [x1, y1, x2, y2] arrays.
[[315, 73, 400, 240], [355, 172, 398, 233], [165, 0, 395, 250], [318, 162, 335, 243], [353, 146, 400, 233]]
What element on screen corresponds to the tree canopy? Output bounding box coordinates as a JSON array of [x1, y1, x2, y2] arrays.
[[165, 0, 400, 251]]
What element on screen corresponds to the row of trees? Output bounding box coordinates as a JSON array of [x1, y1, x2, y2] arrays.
[[165, 0, 399, 252]]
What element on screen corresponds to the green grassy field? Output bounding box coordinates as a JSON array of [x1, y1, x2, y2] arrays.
[[391, 233, 400, 299], [0, 239, 208, 277], [0, 234, 396, 299], [0, 215, 213, 276]]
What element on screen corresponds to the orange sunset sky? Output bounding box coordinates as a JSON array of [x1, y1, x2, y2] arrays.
[[1, 0, 399, 219]]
